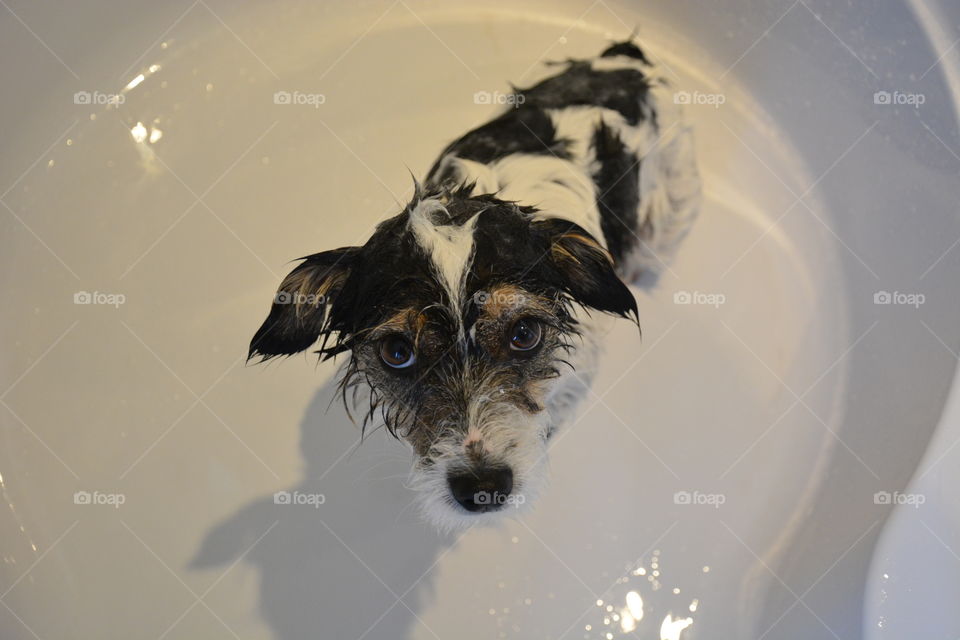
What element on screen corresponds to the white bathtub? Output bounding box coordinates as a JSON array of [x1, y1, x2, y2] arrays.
[[1, 1, 958, 638]]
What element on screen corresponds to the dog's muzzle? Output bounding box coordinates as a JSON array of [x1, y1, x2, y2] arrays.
[[446, 465, 514, 513]]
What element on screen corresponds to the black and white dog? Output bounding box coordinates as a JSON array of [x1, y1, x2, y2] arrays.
[[250, 39, 700, 530]]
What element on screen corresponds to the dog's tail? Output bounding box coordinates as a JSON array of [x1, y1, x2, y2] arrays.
[[598, 31, 651, 65]]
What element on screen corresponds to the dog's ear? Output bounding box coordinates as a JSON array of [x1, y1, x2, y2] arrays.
[[248, 247, 360, 361], [535, 219, 637, 320]]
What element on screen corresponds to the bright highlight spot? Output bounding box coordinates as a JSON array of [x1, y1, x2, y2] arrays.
[[124, 74, 145, 91], [660, 614, 693, 640], [626, 591, 644, 620], [130, 122, 148, 143], [620, 611, 636, 633]]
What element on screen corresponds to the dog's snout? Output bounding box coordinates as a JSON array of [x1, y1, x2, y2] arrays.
[[447, 466, 514, 513]]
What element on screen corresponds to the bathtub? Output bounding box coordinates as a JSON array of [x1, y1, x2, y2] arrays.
[[1, 1, 958, 638]]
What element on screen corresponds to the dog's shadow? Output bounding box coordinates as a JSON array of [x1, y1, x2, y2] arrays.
[[191, 379, 452, 639]]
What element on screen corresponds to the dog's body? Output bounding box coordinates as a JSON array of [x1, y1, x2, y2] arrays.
[[426, 42, 700, 281], [250, 39, 700, 530]]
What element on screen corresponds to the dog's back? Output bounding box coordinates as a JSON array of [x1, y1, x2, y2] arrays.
[[425, 39, 701, 282]]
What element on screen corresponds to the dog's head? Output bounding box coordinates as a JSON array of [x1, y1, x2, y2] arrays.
[[249, 186, 636, 529]]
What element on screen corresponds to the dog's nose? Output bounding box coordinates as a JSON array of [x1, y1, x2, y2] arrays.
[[447, 466, 514, 512]]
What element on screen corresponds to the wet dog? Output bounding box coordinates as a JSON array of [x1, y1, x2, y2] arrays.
[[249, 39, 700, 530]]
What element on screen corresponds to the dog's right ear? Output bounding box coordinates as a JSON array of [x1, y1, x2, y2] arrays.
[[248, 247, 359, 362]]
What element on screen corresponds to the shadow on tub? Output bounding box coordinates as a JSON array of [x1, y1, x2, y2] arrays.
[[191, 379, 453, 639]]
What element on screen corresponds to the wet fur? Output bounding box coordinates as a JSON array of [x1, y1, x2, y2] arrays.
[[249, 39, 700, 530]]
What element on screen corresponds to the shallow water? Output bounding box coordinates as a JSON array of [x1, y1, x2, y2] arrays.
[[0, 4, 853, 639]]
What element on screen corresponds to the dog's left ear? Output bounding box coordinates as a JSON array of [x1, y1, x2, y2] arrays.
[[248, 247, 360, 361], [535, 219, 637, 320]]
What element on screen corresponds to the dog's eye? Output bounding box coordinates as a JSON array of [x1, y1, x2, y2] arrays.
[[380, 335, 416, 369], [508, 318, 543, 352]]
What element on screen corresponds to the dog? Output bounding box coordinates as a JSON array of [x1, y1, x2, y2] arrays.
[[249, 38, 701, 531]]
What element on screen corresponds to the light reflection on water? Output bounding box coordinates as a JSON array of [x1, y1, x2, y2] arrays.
[[581, 551, 700, 640]]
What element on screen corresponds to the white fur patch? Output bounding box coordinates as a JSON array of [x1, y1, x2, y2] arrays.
[[546, 80, 700, 279], [407, 197, 480, 332], [409, 379, 553, 532], [436, 153, 605, 245], [407, 305, 613, 532], [625, 79, 702, 278], [547, 105, 605, 163]]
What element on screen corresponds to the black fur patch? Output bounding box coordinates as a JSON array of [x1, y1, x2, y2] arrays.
[[516, 61, 653, 125], [591, 121, 640, 264], [248, 247, 359, 360], [252, 39, 652, 374], [600, 40, 651, 64], [529, 217, 637, 319], [249, 186, 637, 366], [427, 108, 569, 186]]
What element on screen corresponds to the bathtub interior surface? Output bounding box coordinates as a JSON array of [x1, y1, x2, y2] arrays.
[[2, 1, 960, 639], [863, 360, 960, 638]]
